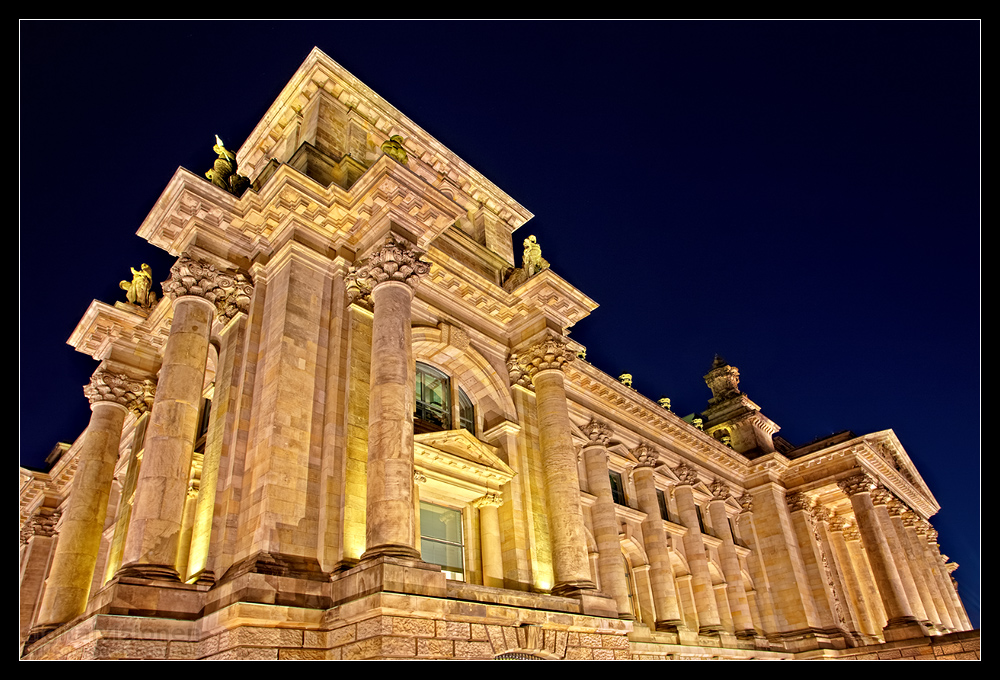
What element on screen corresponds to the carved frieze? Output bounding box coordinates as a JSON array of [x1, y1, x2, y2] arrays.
[[83, 370, 155, 416], [163, 255, 254, 323]]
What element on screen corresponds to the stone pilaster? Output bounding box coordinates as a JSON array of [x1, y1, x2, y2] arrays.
[[838, 471, 924, 641], [474, 492, 505, 588], [514, 338, 595, 596], [120, 256, 249, 580], [352, 235, 429, 561], [672, 462, 722, 632], [580, 419, 632, 619], [707, 480, 755, 637], [35, 370, 151, 631], [631, 444, 683, 630]]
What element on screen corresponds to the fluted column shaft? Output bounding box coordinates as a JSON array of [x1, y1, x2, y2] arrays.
[[631, 449, 682, 628], [673, 465, 722, 632], [36, 394, 129, 629], [708, 482, 754, 636], [120, 295, 214, 579]]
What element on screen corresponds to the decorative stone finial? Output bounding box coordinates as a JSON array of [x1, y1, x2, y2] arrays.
[[838, 471, 876, 497], [163, 256, 254, 322], [346, 234, 430, 307], [710, 479, 731, 501], [704, 355, 742, 405], [119, 264, 158, 310], [632, 443, 659, 469], [657, 396, 671, 411], [381, 135, 409, 164], [205, 135, 250, 198], [673, 461, 700, 487], [581, 418, 613, 446], [83, 370, 155, 415], [618, 373, 633, 388]]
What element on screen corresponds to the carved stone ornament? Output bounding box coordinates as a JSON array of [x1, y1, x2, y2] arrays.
[[163, 255, 254, 323], [710, 479, 731, 501], [738, 492, 754, 513], [632, 443, 659, 469], [837, 471, 876, 497], [786, 492, 813, 513], [581, 418, 613, 447], [380, 135, 409, 165], [511, 338, 575, 385], [84, 370, 155, 415], [473, 492, 504, 509], [345, 234, 430, 306], [673, 461, 700, 487]]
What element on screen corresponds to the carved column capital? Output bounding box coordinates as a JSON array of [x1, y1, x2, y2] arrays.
[[473, 492, 504, 509], [838, 470, 876, 497], [632, 443, 659, 469], [673, 461, 700, 487], [710, 479, 731, 501], [738, 491, 754, 514], [346, 234, 430, 307], [163, 255, 254, 323], [84, 370, 155, 416], [581, 418, 613, 447], [786, 491, 813, 513]]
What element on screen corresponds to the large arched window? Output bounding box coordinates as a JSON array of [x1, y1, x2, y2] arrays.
[[415, 362, 475, 435]]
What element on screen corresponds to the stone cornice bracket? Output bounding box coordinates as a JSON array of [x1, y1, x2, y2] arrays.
[[837, 470, 876, 497], [473, 492, 504, 509], [345, 234, 430, 305], [162, 255, 254, 323], [632, 443, 659, 469], [710, 479, 731, 501], [786, 491, 813, 513], [84, 370, 156, 416], [673, 461, 700, 488], [581, 418, 613, 447], [738, 491, 754, 514]]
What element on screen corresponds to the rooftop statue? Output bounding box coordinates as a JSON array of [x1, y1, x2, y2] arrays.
[[119, 264, 158, 310], [205, 135, 251, 198]]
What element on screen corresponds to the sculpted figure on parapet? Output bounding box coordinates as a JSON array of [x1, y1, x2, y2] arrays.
[[84, 370, 156, 416], [163, 255, 254, 323], [119, 264, 158, 310], [345, 234, 430, 308]]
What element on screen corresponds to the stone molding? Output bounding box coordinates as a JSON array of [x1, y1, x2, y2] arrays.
[[632, 443, 659, 469], [162, 255, 254, 323], [346, 234, 430, 307], [83, 370, 155, 416]]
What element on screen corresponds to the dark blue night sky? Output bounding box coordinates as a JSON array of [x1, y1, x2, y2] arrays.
[[19, 20, 980, 628]]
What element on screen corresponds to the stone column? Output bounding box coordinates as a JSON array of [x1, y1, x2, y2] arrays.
[[120, 256, 250, 580], [512, 338, 595, 596], [350, 236, 429, 561], [673, 462, 722, 632], [838, 472, 923, 641], [829, 514, 877, 638], [474, 492, 504, 588], [580, 419, 631, 618], [708, 480, 755, 637], [631, 444, 683, 629], [35, 370, 150, 631], [871, 487, 928, 627]]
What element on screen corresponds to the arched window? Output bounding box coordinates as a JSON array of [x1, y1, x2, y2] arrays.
[[415, 362, 475, 435]]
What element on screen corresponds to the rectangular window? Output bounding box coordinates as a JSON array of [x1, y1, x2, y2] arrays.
[[609, 470, 627, 505], [419, 502, 464, 581]]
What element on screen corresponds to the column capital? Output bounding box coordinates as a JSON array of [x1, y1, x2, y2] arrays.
[[163, 254, 254, 323], [473, 492, 504, 509], [84, 369, 155, 416], [581, 418, 613, 447], [673, 461, 700, 487], [838, 470, 876, 497], [346, 234, 430, 306], [632, 443, 659, 469], [786, 491, 813, 513], [710, 478, 731, 501]]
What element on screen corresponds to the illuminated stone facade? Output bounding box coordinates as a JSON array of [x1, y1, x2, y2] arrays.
[[19, 49, 976, 660]]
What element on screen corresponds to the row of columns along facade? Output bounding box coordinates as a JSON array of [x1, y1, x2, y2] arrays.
[[23, 241, 971, 647]]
